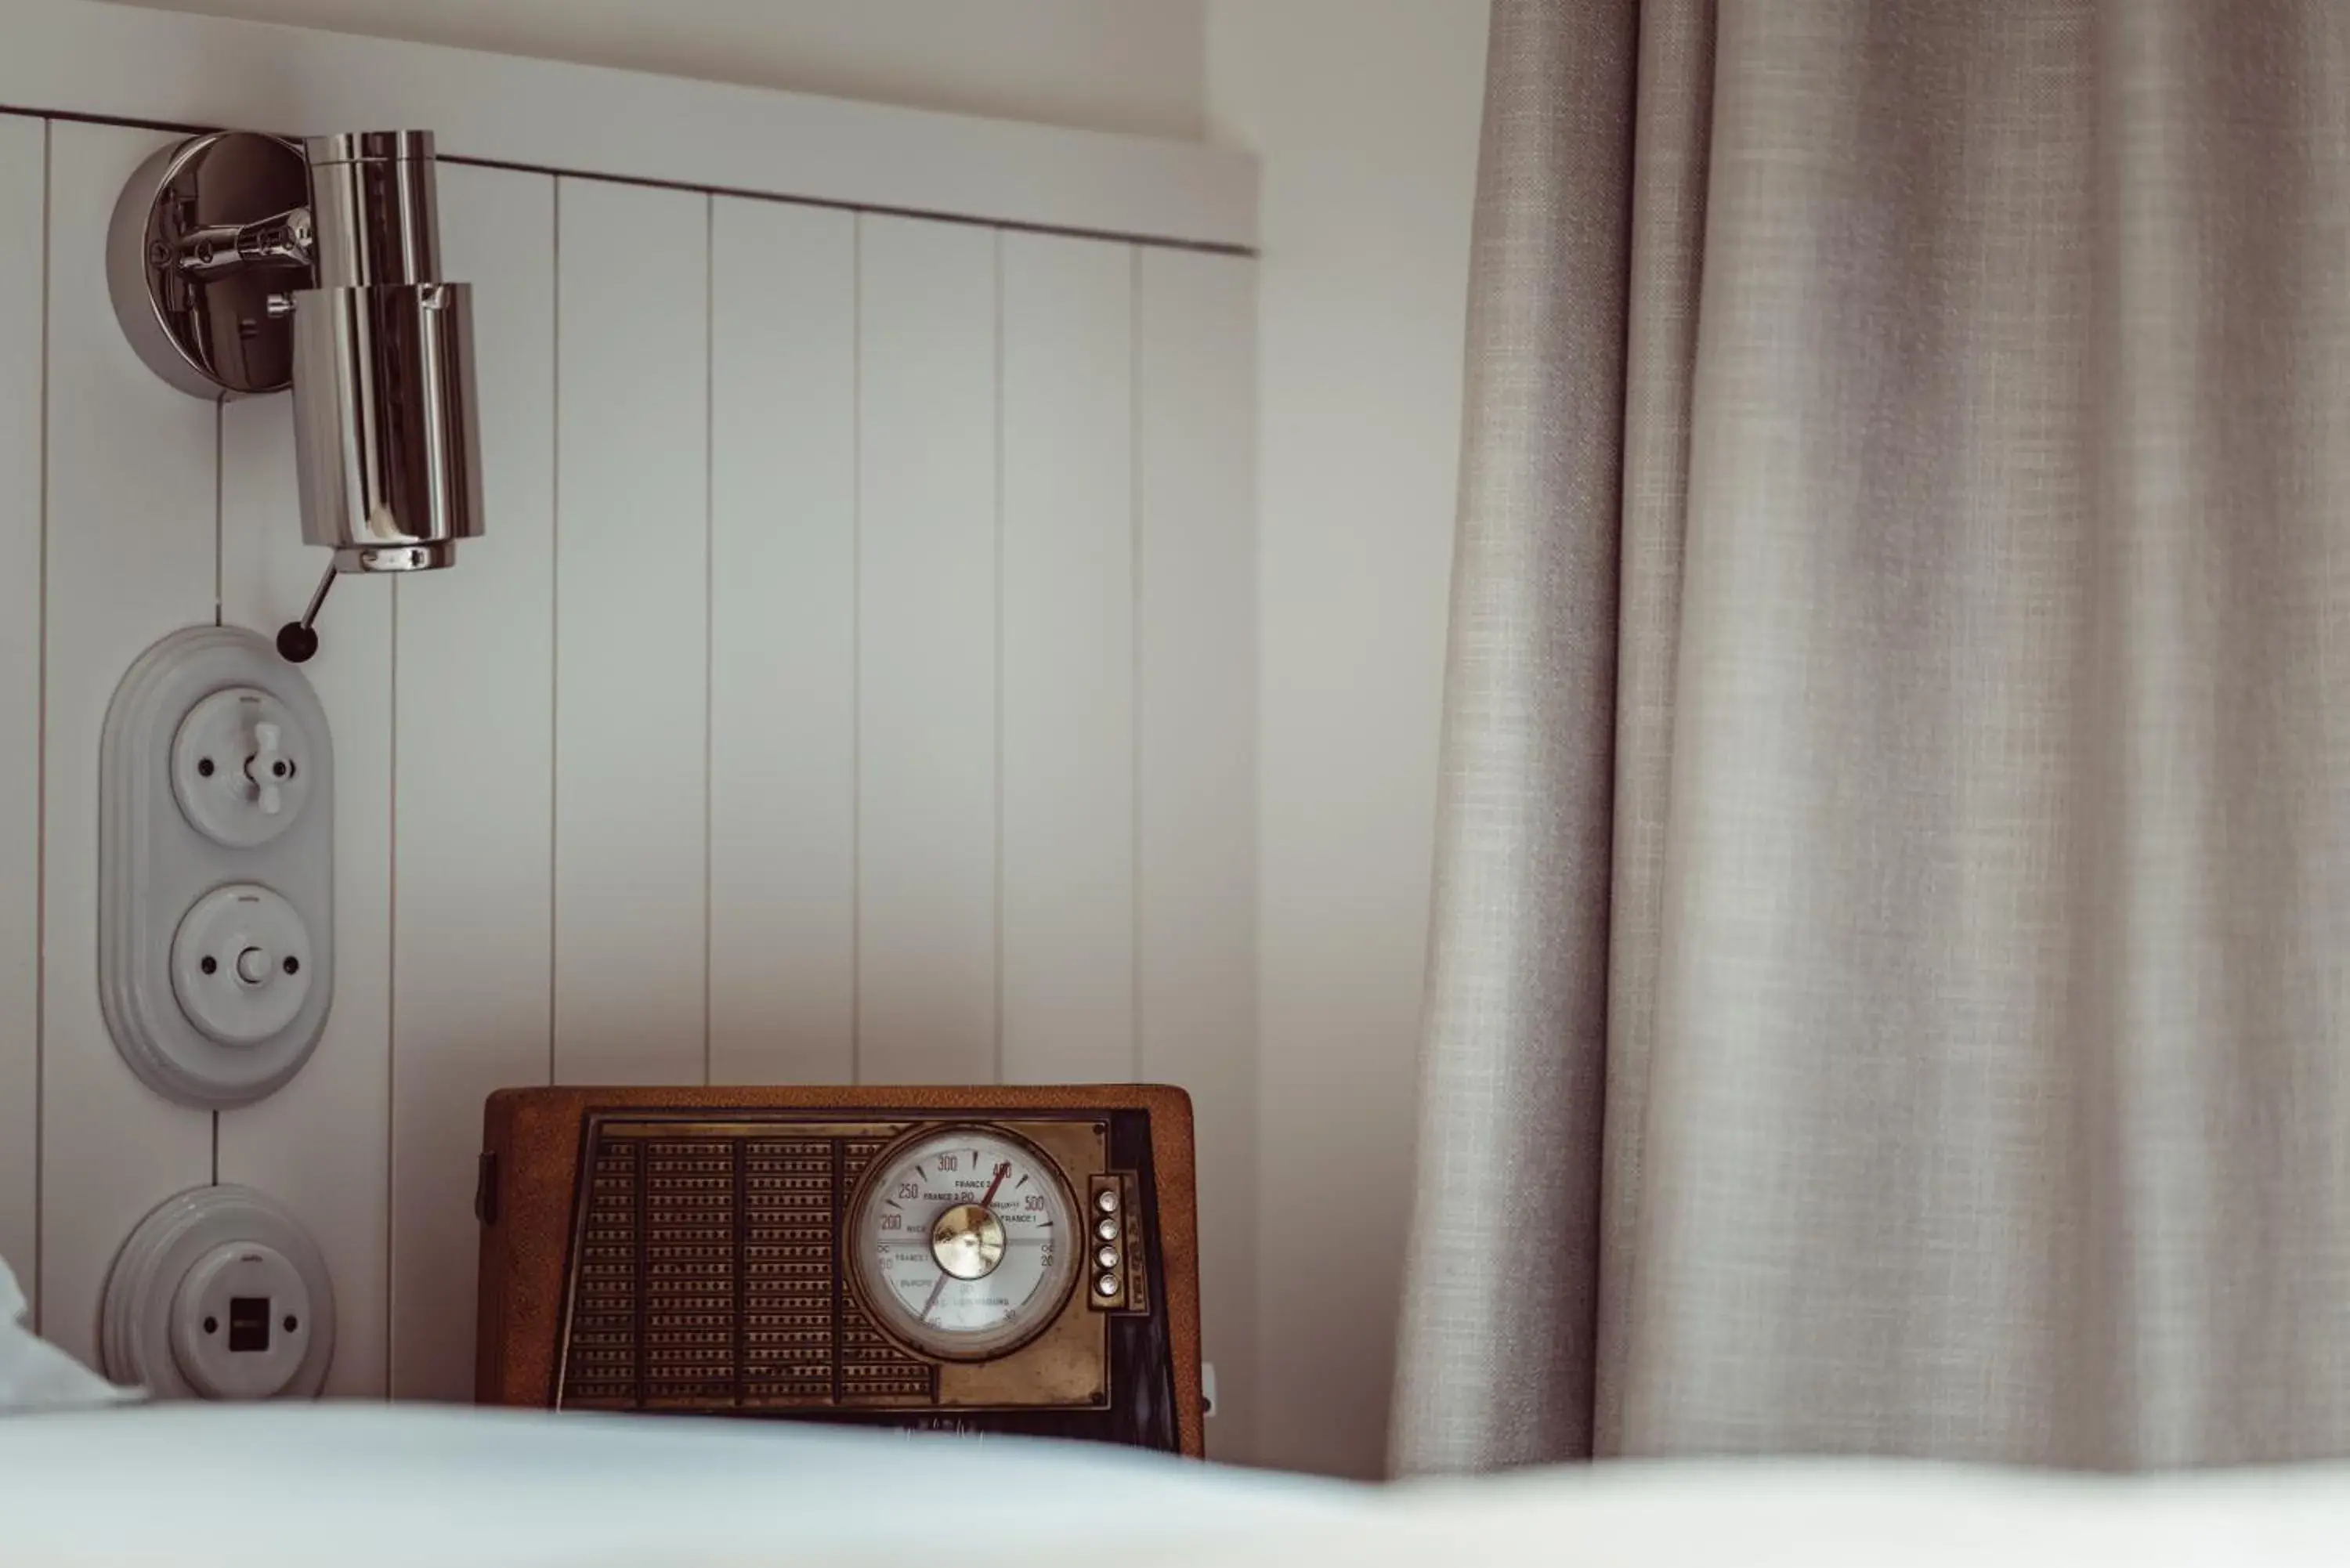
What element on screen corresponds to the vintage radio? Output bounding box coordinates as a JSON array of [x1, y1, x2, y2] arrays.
[[475, 1085, 1203, 1455]]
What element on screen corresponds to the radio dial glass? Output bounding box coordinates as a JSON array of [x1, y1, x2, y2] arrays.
[[848, 1125, 1079, 1360]]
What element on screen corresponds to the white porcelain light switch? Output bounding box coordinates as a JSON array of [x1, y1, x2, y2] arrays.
[[101, 626, 334, 1109], [171, 686, 315, 847]]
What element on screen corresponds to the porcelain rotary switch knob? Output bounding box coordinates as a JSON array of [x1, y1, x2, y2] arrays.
[[247, 721, 288, 816]]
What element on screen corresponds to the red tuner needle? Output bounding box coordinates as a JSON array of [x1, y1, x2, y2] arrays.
[[978, 1161, 1011, 1209]]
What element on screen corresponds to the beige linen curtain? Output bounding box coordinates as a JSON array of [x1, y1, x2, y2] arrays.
[[1393, 0, 2350, 1474]]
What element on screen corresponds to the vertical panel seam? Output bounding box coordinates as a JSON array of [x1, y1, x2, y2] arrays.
[[384, 575, 400, 1394], [991, 227, 1006, 1087], [31, 115, 49, 1330], [701, 192, 714, 1089], [208, 395, 222, 1180], [848, 214, 862, 1087], [211, 399, 222, 628], [547, 177, 562, 1085], [1128, 244, 1144, 1085]]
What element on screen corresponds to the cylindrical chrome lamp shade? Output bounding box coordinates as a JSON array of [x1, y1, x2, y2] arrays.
[[105, 125, 487, 655], [303, 130, 442, 289], [106, 128, 486, 576], [291, 280, 483, 572], [291, 130, 482, 573]]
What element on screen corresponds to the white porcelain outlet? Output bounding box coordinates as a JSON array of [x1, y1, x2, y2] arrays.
[[101, 1185, 336, 1400], [101, 626, 334, 1109]]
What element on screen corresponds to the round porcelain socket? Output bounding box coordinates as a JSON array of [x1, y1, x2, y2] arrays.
[[100, 1185, 336, 1400], [170, 884, 314, 1046], [168, 1241, 316, 1399]]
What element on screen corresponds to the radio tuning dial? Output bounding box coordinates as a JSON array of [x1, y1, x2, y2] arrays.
[[848, 1125, 1079, 1361]]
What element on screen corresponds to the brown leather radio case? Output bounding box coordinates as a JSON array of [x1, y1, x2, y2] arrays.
[[475, 1084, 1203, 1456]]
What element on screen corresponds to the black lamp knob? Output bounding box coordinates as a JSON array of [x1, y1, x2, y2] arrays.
[[276, 621, 319, 663], [277, 564, 335, 663]]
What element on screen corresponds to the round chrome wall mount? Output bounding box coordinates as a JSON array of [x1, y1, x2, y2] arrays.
[[106, 130, 310, 399]]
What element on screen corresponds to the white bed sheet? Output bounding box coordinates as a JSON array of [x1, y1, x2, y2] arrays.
[[9, 1404, 2350, 1567], [0, 1404, 1349, 1566]]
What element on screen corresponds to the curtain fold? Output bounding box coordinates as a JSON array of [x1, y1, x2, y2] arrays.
[[1394, 0, 2350, 1476]]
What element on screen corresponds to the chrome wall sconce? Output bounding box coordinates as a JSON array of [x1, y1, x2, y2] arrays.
[[107, 130, 483, 662]]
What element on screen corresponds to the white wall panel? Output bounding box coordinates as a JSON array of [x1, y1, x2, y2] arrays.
[[38, 121, 218, 1362], [999, 233, 1136, 1085], [1212, 0, 1483, 1475], [24, 98, 1255, 1436], [855, 215, 1000, 1085], [389, 163, 557, 1400], [216, 397, 394, 1398], [707, 197, 856, 1086], [1137, 247, 1258, 1461], [0, 114, 42, 1313], [552, 176, 710, 1087]]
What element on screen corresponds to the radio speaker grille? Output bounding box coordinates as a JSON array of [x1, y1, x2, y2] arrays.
[[559, 1129, 936, 1410]]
